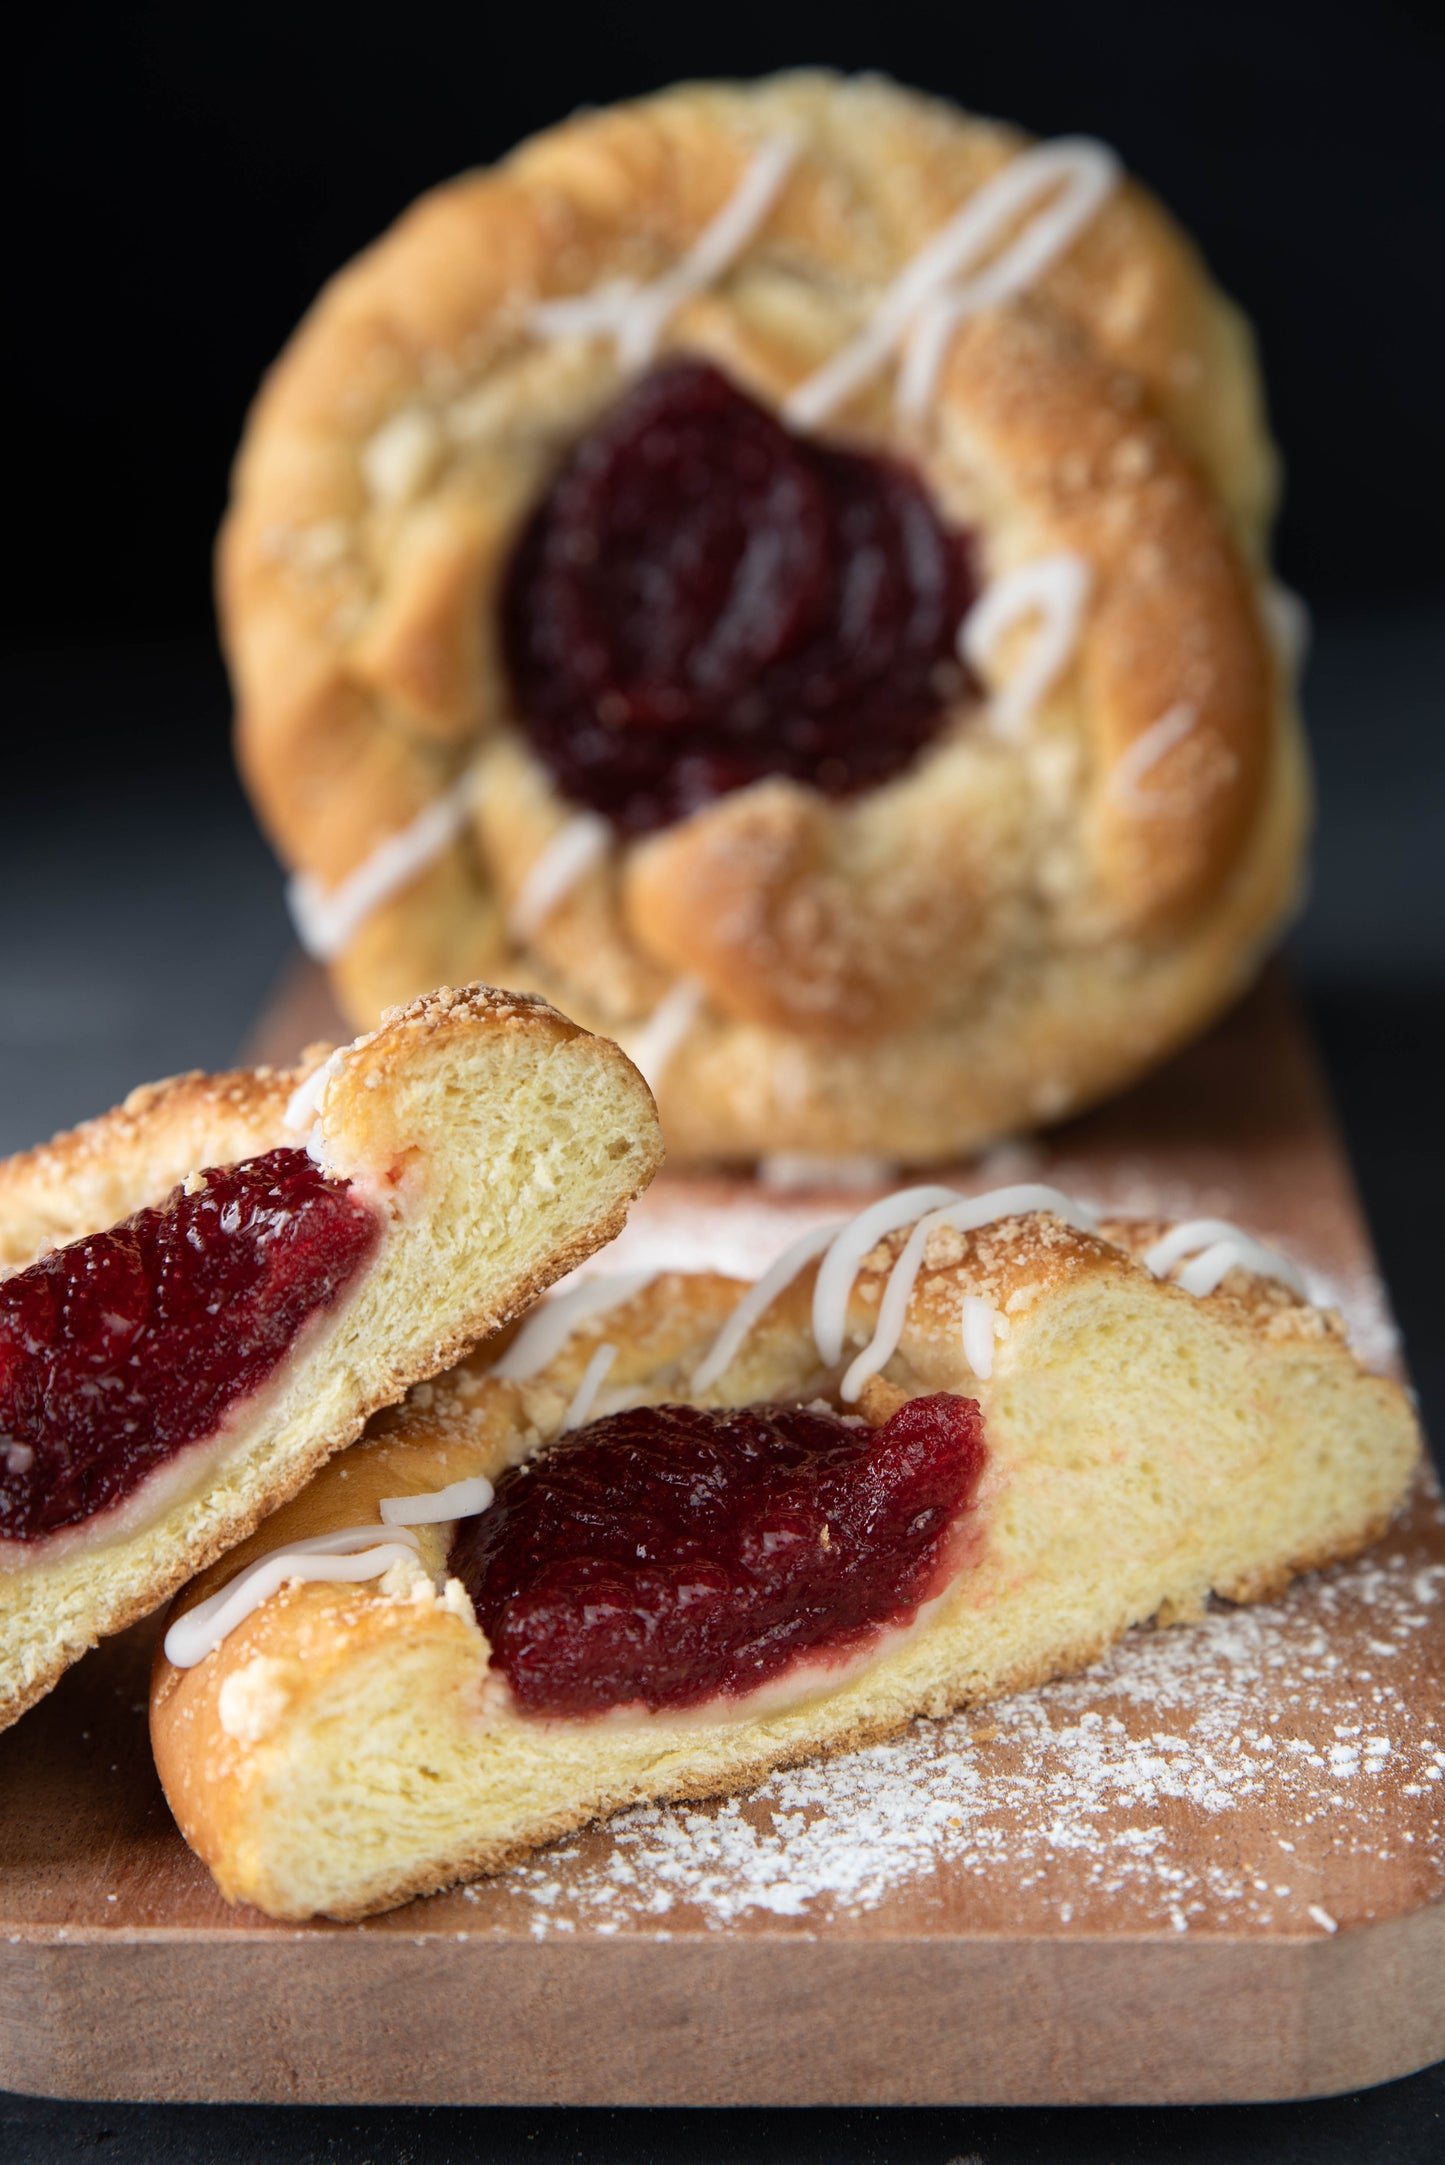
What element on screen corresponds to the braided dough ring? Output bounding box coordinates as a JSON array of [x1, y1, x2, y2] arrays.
[[152, 1203, 1417, 1921], [222, 71, 1305, 1162], [0, 985, 660, 1730]]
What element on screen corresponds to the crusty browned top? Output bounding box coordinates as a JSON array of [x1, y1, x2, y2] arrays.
[[0, 981, 624, 1272], [0, 1064, 314, 1271]]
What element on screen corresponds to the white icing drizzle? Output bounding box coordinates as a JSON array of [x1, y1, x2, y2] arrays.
[[162, 1526, 423, 1670], [896, 141, 1120, 420], [379, 1476, 494, 1527], [562, 1343, 619, 1431], [625, 979, 704, 1095], [838, 1184, 1099, 1401], [1142, 1219, 1307, 1300], [282, 1046, 346, 1134], [961, 1293, 998, 1382], [1262, 580, 1312, 673], [361, 407, 444, 509], [531, 135, 797, 369], [287, 765, 482, 962], [1175, 1243, 1274, 1300], [811, 1187, 965, 1366], [689, 1221, 845, 1394], [491, 1270, 656, 1383], [166, 1474, 504, 1666], [694, 1185, 1305, 1409], [959, 553, 1091, 739], [529, 279, 640, 354], [1106, 702, 1200, 817], [509, 812, 611, 941], [784, 138, 1119, 431]]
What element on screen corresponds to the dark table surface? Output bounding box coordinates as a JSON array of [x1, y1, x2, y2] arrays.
[[2, 609, 1442, 2161]]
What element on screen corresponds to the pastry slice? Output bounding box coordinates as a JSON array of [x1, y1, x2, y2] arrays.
[[150, 1185, 1420, 1919], [0, 984, 661, 1729]]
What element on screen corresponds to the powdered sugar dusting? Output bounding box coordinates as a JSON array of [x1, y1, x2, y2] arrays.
[[464, 1501, 1445, 1940]]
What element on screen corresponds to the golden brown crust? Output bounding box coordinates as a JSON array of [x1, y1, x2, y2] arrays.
[[220, 71, 1303, 1161], [151, 1208, 1419, 1920], [0, 1063, 307, 1271], [937, 302, 1274, 930], [0, 982, 663, 1731]]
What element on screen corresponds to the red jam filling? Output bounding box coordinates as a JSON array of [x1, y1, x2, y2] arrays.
[[450, 1394, 986, 1717], [501, 359, 979, 835], [0, 1148, 379, 1543]]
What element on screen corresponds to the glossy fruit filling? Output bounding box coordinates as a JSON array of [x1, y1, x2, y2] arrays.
[[501, 359, 978, 834], [450, 1393, 986, 1717], [0, 1149, 379, 1543]]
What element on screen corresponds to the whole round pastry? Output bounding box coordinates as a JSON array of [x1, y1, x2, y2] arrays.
[[221, 71, 1308, 1163]]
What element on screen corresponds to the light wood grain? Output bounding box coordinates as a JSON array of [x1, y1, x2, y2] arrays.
[[0, 968, 1440, 2106]]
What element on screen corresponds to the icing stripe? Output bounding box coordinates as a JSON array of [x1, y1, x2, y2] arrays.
[[625, 980, 704, 1095], [961, 1293, 998, 1382], [287, 766, 482, 962], [690, 1221, 845, 1394], [839, 1184, 1098, 1400], [491, 1271, 656, 1383], [895, 141, 1119, 420], [282, 1046, 347, 1135], [1106, 703, 1200, 817], [785, 138, 1118, 430], [379, 1476, 494, 1526], [509, 812, 611, 941], [532, 136, 797, 368], [1143, 1218, 1306, 1299], [562, 1343, 619, 1431], [811, 1186, 965, 1366], [959, 553, 1091, 739], [163, 1526, 423, 1670]]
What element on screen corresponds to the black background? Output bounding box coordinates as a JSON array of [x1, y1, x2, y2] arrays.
[[5, 3, 1445, 2156]]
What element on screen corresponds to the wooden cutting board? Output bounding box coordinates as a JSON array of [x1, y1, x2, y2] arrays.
[[1, 968, 1441, 2108]]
